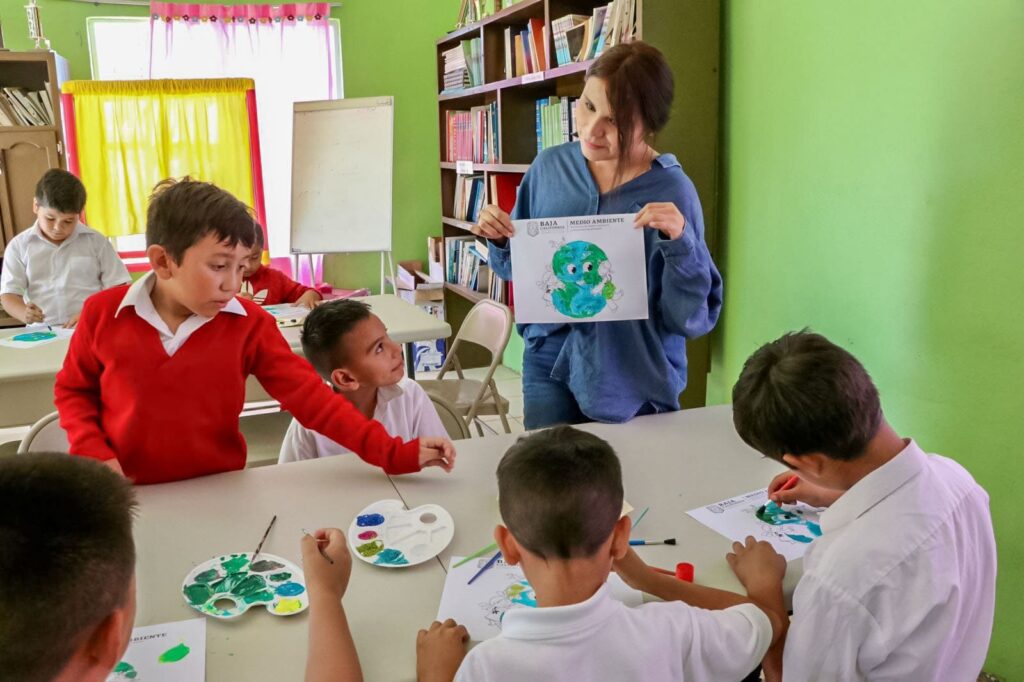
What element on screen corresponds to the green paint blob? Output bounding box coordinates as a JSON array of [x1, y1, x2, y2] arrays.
[[243, 590, 275, 604], [112, 661, 137, 679], [183, 582, 213, 605], [268, 572, 292, 582], [230, 574, 269, 598], [220, 555, 249, 574], [158, 642, 190, 663], [193, 569, 220, 584], [356, 539, 384, 557]]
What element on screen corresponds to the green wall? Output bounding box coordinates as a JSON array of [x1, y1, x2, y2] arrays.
[[0, 0, 456, 294], [712, 1, 1024, 677]]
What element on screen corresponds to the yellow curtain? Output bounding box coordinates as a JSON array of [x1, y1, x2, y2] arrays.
[[63, 79, 256, 238]]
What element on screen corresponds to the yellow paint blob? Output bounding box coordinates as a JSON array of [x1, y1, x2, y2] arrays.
[[274, 598, 303, 614]]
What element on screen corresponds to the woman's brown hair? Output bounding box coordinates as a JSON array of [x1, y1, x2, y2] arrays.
[[585, 41, 674, 184]]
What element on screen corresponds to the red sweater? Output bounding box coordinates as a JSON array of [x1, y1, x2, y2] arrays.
[[54, 286, 420, 484], [243, 265, 314, 305]]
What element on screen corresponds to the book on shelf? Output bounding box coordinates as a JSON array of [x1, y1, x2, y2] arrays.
[[445, 102, 497, 163], [0, 86, 53, 126], [489, 173, 523, 214], [441, 37, 482, 92], [535, 96, 578, 152], [452, 174, 486, 223], [552, 14, 589, 67], [527, 17, 547, 72]]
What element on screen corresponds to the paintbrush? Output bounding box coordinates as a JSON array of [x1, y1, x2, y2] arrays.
[[467, 550, 502, 585], [630, 506, 650, 533], [301, 528, 335, 565], [250, 515, 277, 566], [452, 542, 499, 569]]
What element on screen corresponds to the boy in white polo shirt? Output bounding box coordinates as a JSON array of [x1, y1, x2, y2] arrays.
[[416, 427, 785, 682], [0, 169, 129, 327], [278, 299, 450, 465], [729, 331, 996, 681]]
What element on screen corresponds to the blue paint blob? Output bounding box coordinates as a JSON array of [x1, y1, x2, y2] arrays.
[[274, 581, 306, 597], [356, 513, 386, 527], [12, 331, 56, 342], [785, 534, 815, 544], [374, 548, 408, 565]]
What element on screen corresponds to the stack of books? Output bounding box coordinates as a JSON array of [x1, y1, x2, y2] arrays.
[[445, 235, 491, 292], [555, 0, 638, 66], [535, 96, 578, 152], [452, 173, 486, 223], [502, 17, 546, 79], [441, 38, 483, 92], [445, 102, 498, 163], [0, 85, 54, 126]]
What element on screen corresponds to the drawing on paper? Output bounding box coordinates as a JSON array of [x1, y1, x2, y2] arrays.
[[539, 240, 621, 318], [479, 574, 538, 630], [755, 500, 822, 544]]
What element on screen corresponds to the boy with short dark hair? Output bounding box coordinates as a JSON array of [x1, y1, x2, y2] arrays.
[[417, 427, 784, 682], [0, 453, 137, 682], [279, 299, 449, 465], [0, 168, 129, 327], [55, 178, 453, 484], [729, 331, 996, 681], [239, 223, 321, 308]]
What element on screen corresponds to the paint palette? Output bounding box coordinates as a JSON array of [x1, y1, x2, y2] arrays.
[[181, 552, 308, 620], [348, 499, 454, 568]]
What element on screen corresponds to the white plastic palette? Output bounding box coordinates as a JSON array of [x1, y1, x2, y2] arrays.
[[181, 552, 308, 620], [348, 499, 454, 568]]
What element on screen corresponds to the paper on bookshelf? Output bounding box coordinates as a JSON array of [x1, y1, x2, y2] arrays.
[[510, 213, 647, 324]]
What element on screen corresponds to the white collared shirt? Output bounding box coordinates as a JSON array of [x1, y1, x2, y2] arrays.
[[455, 583, 772, 681], [278, 377, 447, 463], [784, 440, 996, 681], [0, 221, 130, 324], [115, 271, 247, 356]]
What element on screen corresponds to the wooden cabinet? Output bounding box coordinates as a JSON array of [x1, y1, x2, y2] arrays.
[[434, 0, 721, 406]]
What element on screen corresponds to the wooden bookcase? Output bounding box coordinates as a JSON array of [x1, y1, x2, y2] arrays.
[[0, 50, 69, 326], [435, 0, 721, 406]]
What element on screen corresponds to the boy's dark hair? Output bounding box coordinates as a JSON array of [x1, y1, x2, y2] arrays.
[[252, 222, 265, 250], [586, 41, 674, 185], [732, 331, 883, 462], [301, 299, 374, 380], [497, 426, 623, 560], [35, 168, 87, 214], [0, 453, 137, 682], [146, 177, 256, 264]]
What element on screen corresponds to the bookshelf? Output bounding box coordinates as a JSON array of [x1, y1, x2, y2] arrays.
[[0, 50, 69, 327], [434, 0, 721, 406]]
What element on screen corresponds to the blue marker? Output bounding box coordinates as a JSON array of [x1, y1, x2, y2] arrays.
[[629, 538, 676, 546]]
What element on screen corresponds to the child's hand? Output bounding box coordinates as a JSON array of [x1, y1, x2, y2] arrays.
[[302, 528, 352, 602], [419, 437, 456, 472], [726, 536, 786, 593], [296, 290, 322, 309], [767, 472, 841, 508], [63, 313, 80, 329], [634, 202, 685, 240], [472, 205, 515, 242], [612, 548, 656, 592], [24, 302, 45, 324], [416, 619, 469, 682]]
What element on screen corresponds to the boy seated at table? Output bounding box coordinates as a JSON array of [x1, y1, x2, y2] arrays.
[[239, 222, 321, 308], [0, 168, 130, 327], [55, 177, 454, 484], [728, 331, 996, 681], [279, 299, 449, 465], [0, 452, 137, 682], [416, 427, 785, 682]]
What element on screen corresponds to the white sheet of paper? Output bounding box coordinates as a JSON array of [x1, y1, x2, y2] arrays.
[[0, 326, 74, 349], [437, 555, 643, 641], [686, 488, 825, 561], [262, 303, 310, 328], [106, 618, 206, 681], [510, 214, 648, 323]]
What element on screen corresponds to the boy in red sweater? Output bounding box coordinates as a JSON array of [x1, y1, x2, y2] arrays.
[[55, 178, 454, 484], [239, 223, 321, 307]]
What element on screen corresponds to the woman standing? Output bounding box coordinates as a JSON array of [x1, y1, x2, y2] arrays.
[[474, 41, 723, 428]]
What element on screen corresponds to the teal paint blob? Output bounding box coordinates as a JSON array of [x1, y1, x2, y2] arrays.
[[183, 583, 213, 605], [220, 555, 250, 573], [268, 572, 292, 582], [243, 590, 275, 604], [550, 241, 614, 318], [112, 661, 137, 679], [275, 581, 306, 597], [193, 569, 220, 584], [12, 331, 56, 342], [357, 513, 386, 526], [250, 559, 285, 572], [374, 548, 408, 565]]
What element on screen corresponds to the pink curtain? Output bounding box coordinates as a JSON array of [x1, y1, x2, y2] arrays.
[[149, 3, 337, 264]]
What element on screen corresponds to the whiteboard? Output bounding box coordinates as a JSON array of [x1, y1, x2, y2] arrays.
[[290, 97, 394, 254]]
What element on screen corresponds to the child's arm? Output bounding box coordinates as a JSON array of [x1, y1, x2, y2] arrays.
[[53, 299, 121, 464], [303, 528, 363, 682], [250, 311, 454, 474], [268, 267, 321, 308], [614, 546, 787, 645], [96, 237, 132, 288], [416, 620, 469, 682], [294, 289, 322, 309], [0, 293, 45, 324], [727, 537, 789, 680]]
